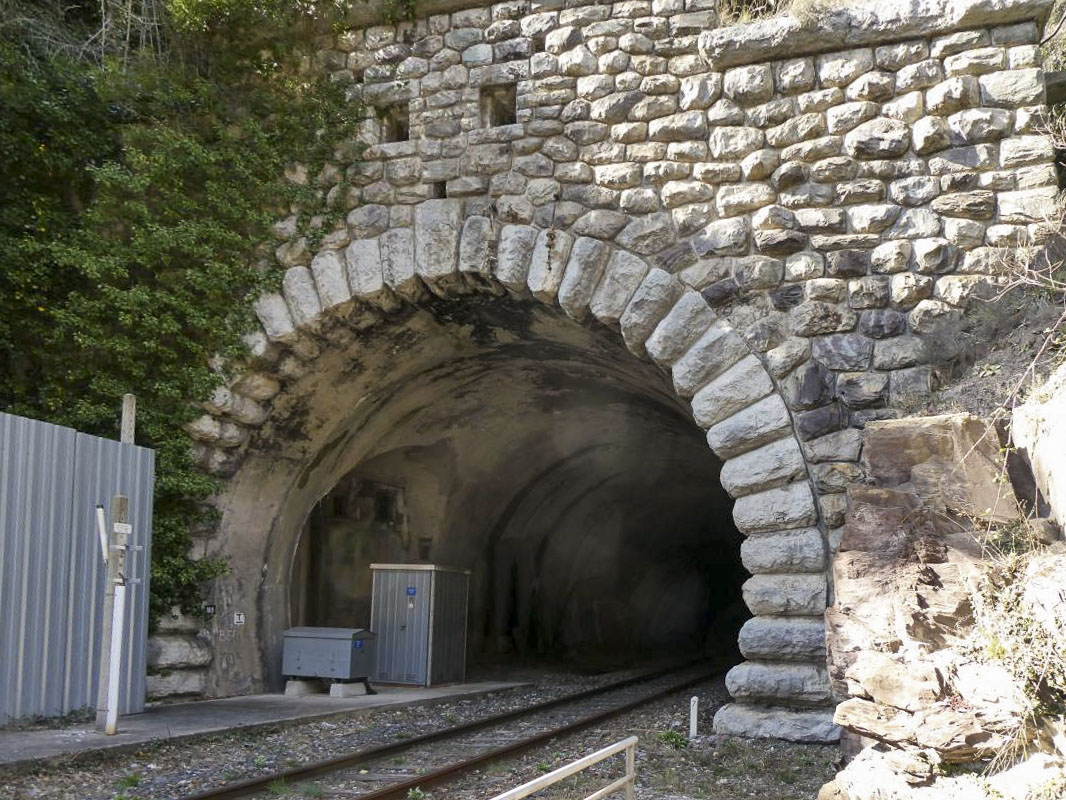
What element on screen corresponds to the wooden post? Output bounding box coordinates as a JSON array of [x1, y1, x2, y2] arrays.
[[120, 393, 136, 444]]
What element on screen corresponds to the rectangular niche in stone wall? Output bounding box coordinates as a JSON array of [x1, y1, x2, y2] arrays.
[[480, 84, 517, 128], [380, 102, 410, 143]]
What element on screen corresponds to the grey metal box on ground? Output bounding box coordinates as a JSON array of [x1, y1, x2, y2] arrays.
[[370, 564, 469, 686], [281, 627, 375, 681]]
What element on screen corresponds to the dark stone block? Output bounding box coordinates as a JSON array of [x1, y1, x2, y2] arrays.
[[785, 361, 834, 411], [701, 278, 740, 306], [755, 229, 809, 256], [826, 249, 871, 278], [859, 309, 906, 339], [652, 241, 697, 274], [770, 283, 805, 310], [812, 333, 873, 370], [796, 403, 844, 441]]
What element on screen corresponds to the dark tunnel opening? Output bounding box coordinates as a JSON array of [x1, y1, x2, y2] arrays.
[[285, 299, 749, 674]]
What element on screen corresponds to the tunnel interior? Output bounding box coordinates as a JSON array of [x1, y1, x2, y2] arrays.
[[283, 297, 748, 672]]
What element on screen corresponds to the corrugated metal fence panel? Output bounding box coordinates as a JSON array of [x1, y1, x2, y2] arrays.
[[429, 570, 468, 685], [0, 414, 77, 722], [0, 412, 154, 724]]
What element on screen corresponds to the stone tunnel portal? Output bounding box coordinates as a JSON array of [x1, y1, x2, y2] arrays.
[[282, 296, 745, 670]]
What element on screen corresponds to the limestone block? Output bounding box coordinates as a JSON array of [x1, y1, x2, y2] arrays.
[[309, 250, 353, 312], [527, 228, 575, 302], [726, 662, 833, 706], [660, 180, 714, 208], [706, 393, 794, 459], [147, 669, 207, 698], [844, 118, 910, 159], [589, 249, 650, 325], [694, 218, 750, 256], [679, 74, 722, 110], [944, 46, 1006, 76], [723, 64, 773, 105], [620, 267, 683, 356], [720, 436, 806, 498], [716, 183, 777, 217], [712, 703, 839, 744], [733, 481, 819, 534], [926, 75, 979, 115], [743, 573, 827, 616], [379, 228, 422, 302], [946, 107, 1011, 144], [615, 212, 676, 255], [997, 186, 1058, 223], [888, 176, 938, 207], [148, 633, 212, 669], [896, 58, 943, 91], [691, 355, 774, 428], [709, 126, 765, 160], [741, 527, 825, 575], [347, 203, 390, 239], [827, 101, 879, 135], [739, 615, 827, 662], [495, 224, 539, 291], [283, 266, 323, 330], [912, 115, 951, 154], [645, 291, 716, 367], [346, 238, 398, 311], [255, 293, 297, 343], [766, 337, 811, 377], [558, 236, 610, 320], [1000, 134, 1055, 167], [648, 110, 708, 142], [414, 199, 462, 290], [882, 91, 924, 124], [671, 321, 749, 397], [457, 216, 494, 278], [232, 372, 280, 402]]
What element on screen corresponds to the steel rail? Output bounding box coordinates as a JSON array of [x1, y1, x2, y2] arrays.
[[178, 661, 719, 800]]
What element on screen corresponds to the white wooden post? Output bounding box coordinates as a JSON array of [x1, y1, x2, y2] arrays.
[[689, 695, 699, 739], [95, 394, 136, 733]]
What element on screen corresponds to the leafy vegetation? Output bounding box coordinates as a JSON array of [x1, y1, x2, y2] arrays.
[[0, 0, 362, 625]]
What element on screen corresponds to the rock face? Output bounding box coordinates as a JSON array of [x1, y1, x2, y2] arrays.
[[823, 413, 1066, 797]]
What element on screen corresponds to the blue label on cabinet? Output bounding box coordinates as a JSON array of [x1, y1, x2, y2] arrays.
[[406, 586, 417, 596], [354, 639, 363, 649]]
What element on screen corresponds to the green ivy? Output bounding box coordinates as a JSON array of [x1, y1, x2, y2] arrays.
[[0, 6, 363, 626]]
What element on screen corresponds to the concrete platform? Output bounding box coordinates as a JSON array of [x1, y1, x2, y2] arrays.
[[0, 681, 524, 768]]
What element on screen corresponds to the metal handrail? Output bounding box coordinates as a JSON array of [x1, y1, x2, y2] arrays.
[[488, 736, 638, 800]]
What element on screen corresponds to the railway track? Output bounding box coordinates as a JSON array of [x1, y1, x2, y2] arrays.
[[179, 661, 723, 800]]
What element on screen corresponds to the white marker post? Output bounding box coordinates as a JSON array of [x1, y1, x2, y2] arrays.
[[689, 696, 699, 740], [95, 394, 136, 734]]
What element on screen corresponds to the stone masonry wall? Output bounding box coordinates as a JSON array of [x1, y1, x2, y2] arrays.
[[168, 0, 1061, 741]]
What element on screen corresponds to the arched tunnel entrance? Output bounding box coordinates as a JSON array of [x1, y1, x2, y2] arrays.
[[278, 295, 747, 674]]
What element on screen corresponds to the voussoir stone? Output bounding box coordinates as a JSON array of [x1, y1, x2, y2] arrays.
[[733, 481, 819, 534], [742, 527, 826, 574], [743, 572, 827, 617], [726, 662, 833, 706], [527, 228, 575, 302], [620, 267, 683, 356], [414, 199, 462, 286], [691, 354, 775, 428], [589, 250, 650, 325], [713, 703, 839, 744], [720, 436, 806, 497], [495, 224, 539, 291], [739, 615, 827, 662], [645, 291, 716, 366], [558, 237, 611, 320], [309, 250, 352, 311], [671, 320, 749, 398], [707, 393, 793, 459]]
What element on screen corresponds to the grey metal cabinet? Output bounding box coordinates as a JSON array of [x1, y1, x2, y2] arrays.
[[281, 627, 376, 681], [370, 564, 469, 686]]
